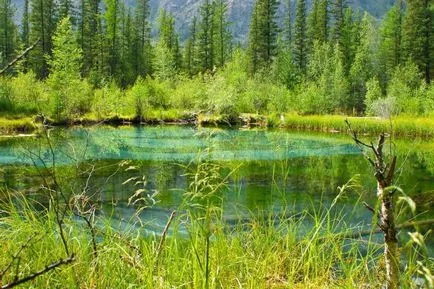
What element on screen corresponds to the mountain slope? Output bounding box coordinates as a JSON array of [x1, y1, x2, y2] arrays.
[[12, 0, 395, 43]]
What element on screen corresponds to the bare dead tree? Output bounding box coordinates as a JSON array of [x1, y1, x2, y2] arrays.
[[345, 119, 400, 289]]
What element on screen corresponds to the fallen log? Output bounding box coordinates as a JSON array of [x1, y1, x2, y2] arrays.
[[0, 38, 40, 76]]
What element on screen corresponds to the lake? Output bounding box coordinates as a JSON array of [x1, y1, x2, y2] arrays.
[[0, 125, 433, 241]]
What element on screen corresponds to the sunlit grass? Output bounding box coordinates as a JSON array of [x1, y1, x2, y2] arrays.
[[0, 188, 431, 289], [0, 117, 37, 135], [268, 113, 434, 137]]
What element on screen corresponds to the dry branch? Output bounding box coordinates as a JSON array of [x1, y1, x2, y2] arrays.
[[1, 254, 75, 289]]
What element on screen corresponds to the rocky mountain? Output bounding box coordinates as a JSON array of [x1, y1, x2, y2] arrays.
[[12, 0, 396, 43]]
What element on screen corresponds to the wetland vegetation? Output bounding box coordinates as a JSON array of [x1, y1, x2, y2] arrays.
[[0, 0, 433, 287]]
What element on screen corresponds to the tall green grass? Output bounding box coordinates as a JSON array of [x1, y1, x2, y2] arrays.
[[0, 117, 37, 134], [268, 113, 434, 138], [1, 187, 431, 288]]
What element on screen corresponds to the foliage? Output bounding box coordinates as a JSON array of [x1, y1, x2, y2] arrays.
[[46, 17, 90, 121]]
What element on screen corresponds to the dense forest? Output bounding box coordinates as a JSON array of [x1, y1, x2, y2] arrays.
[[0, 0, 433, 122]]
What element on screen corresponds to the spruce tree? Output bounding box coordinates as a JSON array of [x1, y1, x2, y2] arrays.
[[105, 0, 120, 77], [155, 9, 179, 78], [22, 0, 30, 48], [184, 17, 198, 76], [29, 0, 57, 78], [318, 0, 329, 42], [331, 0, 346, 44], [294, 0, 307, 72], [135, 0, 151, 77], [213, 0, 231, 68], [198, 0, 214, 72], [0, 0, 17, 68], [284, 0, 292, 46], [350, 12, 378, 113], [379, 0, 404, 80], [78, 0, 103, 76], [247, 0, 279, 73], [247, 3, 260, 74], [402, 0, 432, 83]]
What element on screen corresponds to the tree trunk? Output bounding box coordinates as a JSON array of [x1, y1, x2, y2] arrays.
[[378, 184, 399, 289]]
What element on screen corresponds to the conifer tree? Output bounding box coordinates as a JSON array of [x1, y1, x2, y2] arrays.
[[318, 0, 329, 42], [22, 0, 30, 48], [213, 0, 231, 68], [184, 17, 198, 76], [247, 0, 279, 73], [78, 0, 103, 76], [247, 3, 260, 74], [0, 0, 17, 68], [294, 0, 307, 72], [155, 9, 179, 79], [331, 0, 346, 44], [198, 0, 214, 72], [105, 0, 120, 77], [29, 0, 57, 78], [135, 0, 152, 77], [284, 0, 292, 46], [402, 0, 433, 83], [58, 0, 73, 21], [350, 12, 378, 113], [307, 0, 320, 46], [379, 0, 404, 80]]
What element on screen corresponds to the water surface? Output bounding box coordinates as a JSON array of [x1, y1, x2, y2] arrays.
[[0, 125, 433, 240]]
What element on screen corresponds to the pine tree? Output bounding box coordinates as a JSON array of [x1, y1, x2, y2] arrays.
[[135, 0, 152, 77], [402, 0, 432, 83], [247, 0, 279, 73], [318, 0, 329, 42], [29, 0, 57, 78], [78, 0, 103, 76], [58, 0, 73, 21], [198, 0, 214, 72], [294, 0, 307, 72], [331, 0, 346, 44], [105, 0, 120, 77], [155, 9, 179, 79], [379, 0, 404, 80], [350, 12, 378, 113], [284, 0, 292, 46], [22, 0, 30, 47], [0, 0, 17, 68], [213, 0, 231, 68], [247, 3, 260, 74], [184, 17, 198, 76], [118, 7, 135, 86]]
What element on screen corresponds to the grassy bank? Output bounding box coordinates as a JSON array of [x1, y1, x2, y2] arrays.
[[270, 114, 434, 137], [0, 112, 433, 138], [0, 192, 432, 289], [0, 117, 37, 135]]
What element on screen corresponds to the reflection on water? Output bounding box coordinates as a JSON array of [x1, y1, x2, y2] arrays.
[[0, 125, 433, 242]]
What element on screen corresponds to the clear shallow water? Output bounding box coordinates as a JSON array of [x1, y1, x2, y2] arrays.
[[0, 125, 433, 244]]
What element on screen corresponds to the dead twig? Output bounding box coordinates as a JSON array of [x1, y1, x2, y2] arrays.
[[155, 211, 177, 262], [1, 254, 75, 289]]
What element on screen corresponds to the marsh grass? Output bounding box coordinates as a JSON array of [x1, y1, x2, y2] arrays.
[[269, 113, 434, 138], [1, 183, 432, 288], [0, 117, 37, 134]]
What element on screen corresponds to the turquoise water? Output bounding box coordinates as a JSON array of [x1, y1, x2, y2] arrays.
[[0, 125, 433, 241]]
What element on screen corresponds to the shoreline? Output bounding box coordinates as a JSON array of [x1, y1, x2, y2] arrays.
[[1, 112, 434, 138]]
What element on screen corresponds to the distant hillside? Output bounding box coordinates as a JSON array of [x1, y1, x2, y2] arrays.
[[12, 0, 396, 43]]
